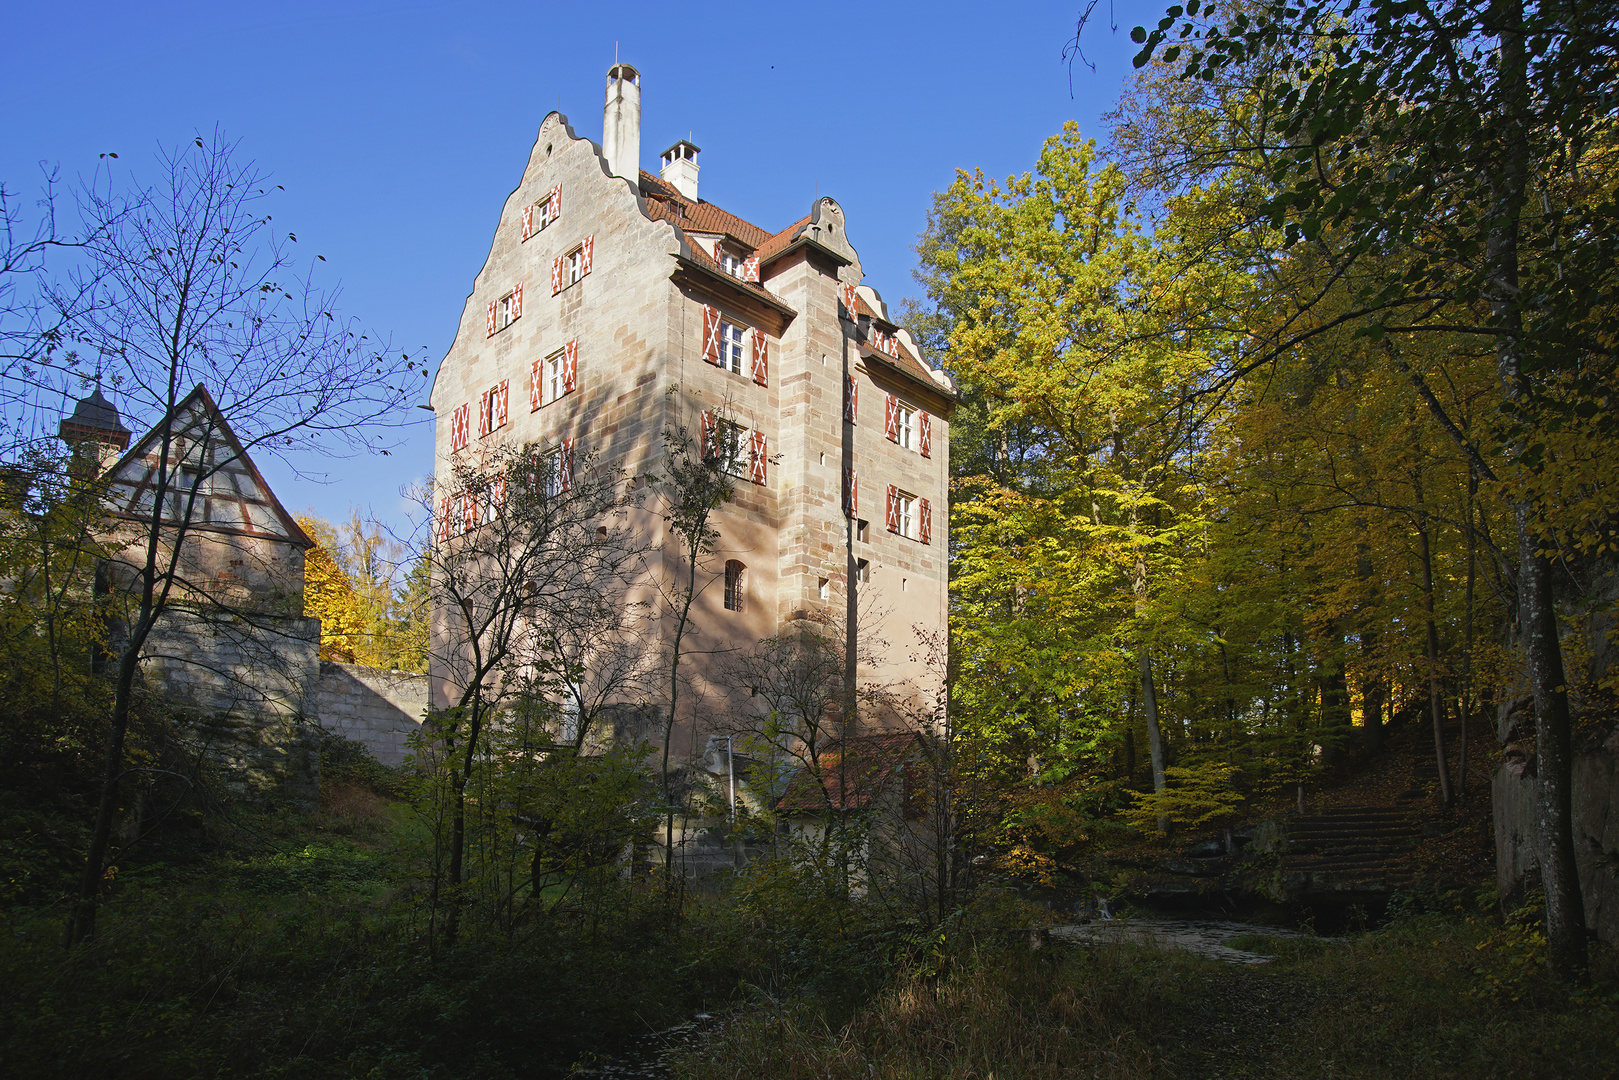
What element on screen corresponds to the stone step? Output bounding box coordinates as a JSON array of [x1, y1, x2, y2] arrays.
[[1289, 843, 1414, 858]]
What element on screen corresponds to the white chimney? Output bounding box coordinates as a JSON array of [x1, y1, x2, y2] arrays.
[[660, 139, 700, 201], [602, 63, 641, 185]]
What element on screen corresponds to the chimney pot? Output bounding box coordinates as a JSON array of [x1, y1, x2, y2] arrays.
[[602, 63, 641, 185], [660, 138, 700, 201]]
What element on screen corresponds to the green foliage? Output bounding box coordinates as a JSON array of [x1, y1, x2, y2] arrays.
[[1124, 762, 1247, 834]]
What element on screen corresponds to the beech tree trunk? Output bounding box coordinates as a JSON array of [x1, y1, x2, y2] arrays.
[[1491, 1, 1586, 981]]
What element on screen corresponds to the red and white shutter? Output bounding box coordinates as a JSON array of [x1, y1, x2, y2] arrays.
[[478, 392, 491, 437], [743, 255, 760, 282], [548, 184, 561, 221], [885, 484, 900, 533], [522, 204, 535, 241], [494, 379, 509, 428], [438, 495, 453, 542], [884, 393, 900, 442], [451, 403, 470, 451], [886, 336, 900, 358], [491, 472, 507, 516], [919, 412, 932, 458], [748, 430, 767, 485], [551, 255, 563, 295], [843, 467, 858, 517], [462, 490, 478, 532], [714, 240, 726, 262], [486, 300, 497, 337], [701, 305, 722, 365], [512, 282, 523, 319], [580, 234, 594, 276], [918, 498, 932, 544], [845, 375, 858, 423], [841, 283, 858, 321], [699, 410, 715, 459], [530, 358, 543, 411], [562, 339, 578, 394], [559, 438, 574, 491], [751, 329, 768, 387]]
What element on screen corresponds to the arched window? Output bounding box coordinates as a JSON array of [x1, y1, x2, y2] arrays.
[[724, 560, 745, 612]]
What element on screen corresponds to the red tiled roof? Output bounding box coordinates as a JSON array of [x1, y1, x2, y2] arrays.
[[754, 216, 811, 265], [639, 171, 773, 248], [776, 732, 922, 813]]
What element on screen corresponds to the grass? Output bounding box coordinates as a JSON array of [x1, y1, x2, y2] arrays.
[[676, 910, 1619, 1080], [0, 786, 742, 1080]]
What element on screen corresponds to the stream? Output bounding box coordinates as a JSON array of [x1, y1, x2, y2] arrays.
[[1049, 916, 1317, 965]]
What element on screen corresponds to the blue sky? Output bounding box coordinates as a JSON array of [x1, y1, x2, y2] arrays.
[[2, 0, 1158, 534]]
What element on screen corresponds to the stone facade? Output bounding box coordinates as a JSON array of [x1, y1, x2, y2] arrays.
[[428, 65, 955, 777]]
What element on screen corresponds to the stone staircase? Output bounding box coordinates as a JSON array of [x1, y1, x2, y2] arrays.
[[1281, 806, 1419, 891]]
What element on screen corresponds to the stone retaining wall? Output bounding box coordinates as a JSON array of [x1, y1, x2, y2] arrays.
[[315, 661, 430, 767]]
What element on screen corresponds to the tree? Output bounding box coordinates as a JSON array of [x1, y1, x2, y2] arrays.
[[425, 439, 638, 943], [1132, 0, 1619, 978], [648, 403, 741, 878], [916, 123, 1224, 840], [299, 510, 429, 671], [58, 132, 418, 945]]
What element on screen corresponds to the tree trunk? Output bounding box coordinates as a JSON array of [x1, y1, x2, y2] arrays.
[[1490, 0, 1586, 981], [1459, 466, 1478, 806], [1416, 519, 1454, 807], [1140, 651, 1167, 836]]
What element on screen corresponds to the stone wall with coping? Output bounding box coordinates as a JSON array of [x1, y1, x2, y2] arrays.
[[314, 661, 430, 767]]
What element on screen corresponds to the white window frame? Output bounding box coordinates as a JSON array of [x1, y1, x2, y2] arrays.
[[719, 320, 745, 375], [545, 351, 566, 406], [715, 420, 749, 477], [896, 404, 915, 450], [719, 250, 744, 278], [897, 490, 916, 539], [563, 248, 584, 288], [536, 198, 558, 232], [497, 291, 519, 331]]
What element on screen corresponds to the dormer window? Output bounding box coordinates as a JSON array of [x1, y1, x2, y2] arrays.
[[719, 250, 745, 278]]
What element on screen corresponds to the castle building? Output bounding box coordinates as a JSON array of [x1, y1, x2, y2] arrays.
[[429, 64, 955, 771]]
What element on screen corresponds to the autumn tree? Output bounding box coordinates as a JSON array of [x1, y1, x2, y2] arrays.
[[1132, 0, 1619, 978]]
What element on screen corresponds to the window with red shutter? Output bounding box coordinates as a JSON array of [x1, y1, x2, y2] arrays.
[[884, 394, 899, 442], [885, 484, 900, 533], [461, 490, 478, 533], [748, 430, 767, 485], [495, 380, 509, 428], [529, 357, 543, 412], [743, 255, 760, 282], [522, 204, 534, 241], [751, 329, 768, 387], [845, 375, 858, 423], [580, 234, 594, 276], [438, 495, 453, 542], [451, 403, 470, 452], [486, 300, 497, 337], [700, 410, 716, 460], [548, 184, 561, 222], [512, 282, 523, 318], [478, 393, 491, 437], [559, 438, 574, 491], [919, 412, 932, 458], [551, 256, 563, 295], [918, 498, 931, 544], [562, 339, 578, 394], [701, 306, 721, 365], [841, 282, 858, 321], [843, 467, 859, 517]]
